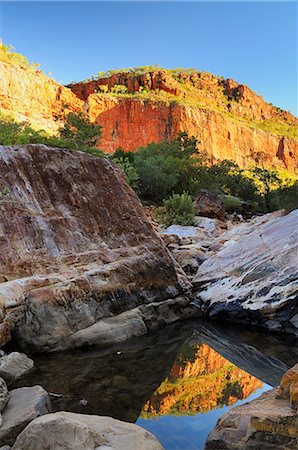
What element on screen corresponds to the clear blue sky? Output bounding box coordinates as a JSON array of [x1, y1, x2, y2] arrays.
[[1, 1, 297, 114]]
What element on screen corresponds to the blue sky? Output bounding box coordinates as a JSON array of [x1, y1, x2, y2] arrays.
[[0, 1, 297, 114]]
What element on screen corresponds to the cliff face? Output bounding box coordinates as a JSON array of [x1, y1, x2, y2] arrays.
[[0, 144, 194, 352], [85, 96, 297, 170], [1, 62, 297, 170], [69, 70, 298, 171], [0, 62, 84, 131]]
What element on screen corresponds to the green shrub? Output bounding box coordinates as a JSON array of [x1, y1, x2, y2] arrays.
[[0, 40, 40, 69], [223, 195, 242, 213], [0, 113, 104, 157], [158, 192, 195, 227], [113, 157, 139, 190]]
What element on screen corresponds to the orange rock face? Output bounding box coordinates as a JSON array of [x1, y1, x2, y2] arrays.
[[1, 63, 297, 170], [0, 62, 84, 132]]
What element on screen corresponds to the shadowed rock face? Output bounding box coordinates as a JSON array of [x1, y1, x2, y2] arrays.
[[0, 144, 194, 352], [194, 210, 298, 336]]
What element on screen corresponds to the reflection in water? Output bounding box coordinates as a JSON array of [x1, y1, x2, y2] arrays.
[[12, 320, 298, 450], [141, 344, 262, 417]]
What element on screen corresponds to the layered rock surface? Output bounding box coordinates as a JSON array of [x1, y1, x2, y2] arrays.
[[193, 210, 298, 336], [0, 144, 193, 352]]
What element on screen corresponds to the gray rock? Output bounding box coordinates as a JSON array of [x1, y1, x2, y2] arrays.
[[0, 378, 9, 413], [0, 353, 34, 384], [194, 210, 298, 336], [12, 411, 164, 450], [0, 385, 51, 446]]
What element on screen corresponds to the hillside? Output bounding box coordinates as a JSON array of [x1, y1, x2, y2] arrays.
[[0, 47, 297, 170]]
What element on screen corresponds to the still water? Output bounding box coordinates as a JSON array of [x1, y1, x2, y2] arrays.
[[12, 320, 298, 450]]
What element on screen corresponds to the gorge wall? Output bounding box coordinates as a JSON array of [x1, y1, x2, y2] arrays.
[[1, 62, 297, 170]]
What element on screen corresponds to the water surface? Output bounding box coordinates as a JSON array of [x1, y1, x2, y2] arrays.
[[13, 320, 298, 450]]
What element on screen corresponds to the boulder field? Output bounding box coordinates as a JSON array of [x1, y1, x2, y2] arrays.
[[0, 144, 195, 353]]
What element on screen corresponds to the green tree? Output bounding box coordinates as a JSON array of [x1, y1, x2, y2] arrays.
[[59, 112, 102, 150], [113, 157, 139, 191]]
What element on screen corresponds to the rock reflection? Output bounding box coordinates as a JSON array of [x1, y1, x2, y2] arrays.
[[141, 343, 262, 417]]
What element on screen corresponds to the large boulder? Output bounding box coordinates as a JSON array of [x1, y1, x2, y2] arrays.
[[0, 353, 34, 385], [195, 190, 225, 220], [0, 145, 195, 353], [204, 364, 298, 449], [194, 209, 298, 336], [0, 385, 51, 446], [12, 411, 163, 450]]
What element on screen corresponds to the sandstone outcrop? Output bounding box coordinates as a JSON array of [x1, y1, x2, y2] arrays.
[[12, 411, 164, 450], [1, 62, 297, 171], [0, 144, 194, 353], [0, 62, 83, 132], [204, 364, 298, 449], [193, 209, 298, 336]]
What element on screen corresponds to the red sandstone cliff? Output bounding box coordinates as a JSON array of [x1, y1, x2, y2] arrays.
[[0, 62, 297, 170]]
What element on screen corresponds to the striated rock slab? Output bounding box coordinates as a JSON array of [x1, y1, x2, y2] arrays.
[[0, 144, 194, 352], [12, 411, 163, 450], [194, 209, 298, 336], [0, 386, 51, 446], [0, 353, 34, 385]]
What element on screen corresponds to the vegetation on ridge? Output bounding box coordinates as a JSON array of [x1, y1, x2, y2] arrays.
[[0, 40, 40, 70]]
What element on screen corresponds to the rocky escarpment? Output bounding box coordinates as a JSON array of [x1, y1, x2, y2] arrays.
[[0, 144, 194, 353], [193, 210, 298, 336], [204, 364, 298, 449], [1, 62, 297, 171], [69, 70, 298, 171]]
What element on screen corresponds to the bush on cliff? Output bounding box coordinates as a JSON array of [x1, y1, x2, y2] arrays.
[[157, 192, 195, 227]]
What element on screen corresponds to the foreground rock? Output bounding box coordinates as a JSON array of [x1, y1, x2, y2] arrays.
[[0, 386, 51, 446], [194, 209, 298, 336], [0, 353, 34, 385], [13, 411, 163, 450], [204, 364, 298, 449], [0, 145, 195, 353]]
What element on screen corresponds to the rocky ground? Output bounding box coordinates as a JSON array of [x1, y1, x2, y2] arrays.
[[0, 144, 297, 448], [160, 208, 298, 337]]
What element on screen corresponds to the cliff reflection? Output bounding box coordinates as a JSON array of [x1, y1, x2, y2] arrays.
[[141, 343, 262, 417]]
